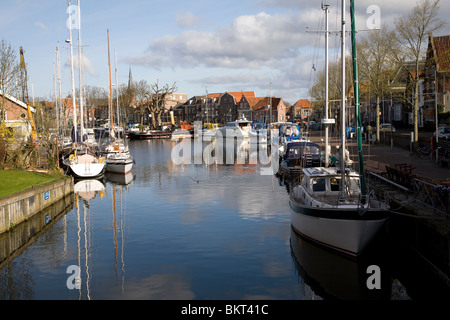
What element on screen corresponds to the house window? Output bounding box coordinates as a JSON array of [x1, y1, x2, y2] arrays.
[[393, 105, 402, 121]]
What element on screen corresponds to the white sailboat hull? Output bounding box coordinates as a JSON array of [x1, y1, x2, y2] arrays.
[[106, 157, 133, 174], [63, 152, 106, 179], [70, 162, 106, 178], [290, 204, 387, 256]]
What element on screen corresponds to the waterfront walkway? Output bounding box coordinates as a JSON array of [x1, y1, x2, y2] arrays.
[[308, 130, 449, 184]]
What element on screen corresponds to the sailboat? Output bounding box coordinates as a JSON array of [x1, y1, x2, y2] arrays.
[[289, 1, 389, 257], [63, 0, 106, 179], [101, 30, 134, 175]]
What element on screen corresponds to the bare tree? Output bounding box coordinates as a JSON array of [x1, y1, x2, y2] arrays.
[[0, 39, 20, 123], [392, 0, 446, 142], [149, 80, 177, 128], [134, 79, 151, 128], [358, 26, 398, 142], [83, 85, 108, 126], [118, 84, 136, 125], [309, 56, 354, 119]]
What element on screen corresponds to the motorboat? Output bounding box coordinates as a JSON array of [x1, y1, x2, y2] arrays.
[[248, 122, 267, 145], [216, 117, 252, 141], [279, 140, 321, 177]]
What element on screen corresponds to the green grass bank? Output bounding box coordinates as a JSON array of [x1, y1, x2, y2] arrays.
[[0, 170, 66, 199]]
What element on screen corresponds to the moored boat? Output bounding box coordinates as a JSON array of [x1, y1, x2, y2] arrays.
[[216, 117, 252, 141], [289, 167, 388, 256], [129, 129, 172, 140], [279, 140, 321, 176], [62, 147, 106, 179], [289, 0, 389, 257], [105, 149, 133, 174], [248, 122, 267, 145]]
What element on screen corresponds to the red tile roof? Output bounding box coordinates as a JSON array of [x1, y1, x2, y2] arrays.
[[430, 34, 450, 71], [252, 97, 282, 111], [293, 99, 312, 109]]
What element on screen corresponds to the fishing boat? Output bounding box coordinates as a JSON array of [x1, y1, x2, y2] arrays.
[[289, 1, 389, 257]]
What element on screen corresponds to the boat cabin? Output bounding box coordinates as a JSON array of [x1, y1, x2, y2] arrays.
[[282, 141, 321, 168], [301, 167, 361, 196]]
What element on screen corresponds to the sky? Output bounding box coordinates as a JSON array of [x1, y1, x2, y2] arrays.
[[1, 0, 450, 105]]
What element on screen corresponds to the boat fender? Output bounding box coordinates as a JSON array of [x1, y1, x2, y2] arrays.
[[99, 157, 104, 163]]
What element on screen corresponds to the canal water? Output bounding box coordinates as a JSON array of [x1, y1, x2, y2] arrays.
[[0, 139, 449, 300]]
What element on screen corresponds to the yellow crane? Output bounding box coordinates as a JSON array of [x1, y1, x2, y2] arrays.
[[20, 46, 37, 144]]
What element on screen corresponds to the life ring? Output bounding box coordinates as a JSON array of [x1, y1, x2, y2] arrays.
[[69, 154, 76, 162]]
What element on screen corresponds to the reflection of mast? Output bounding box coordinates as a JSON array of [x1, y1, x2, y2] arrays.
[[83, 199, 91, 300], [109, 179, 126, 293], [119, 184, 125, 294], [112, 184, 119, 283], [76, 194, 81, 300]]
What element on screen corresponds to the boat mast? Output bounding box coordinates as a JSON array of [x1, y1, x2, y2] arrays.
[[56, 43, 63, 136], [339, 0, 346, 193], [107, 29, 113, 137], [68, 0, 77, 143], [350, 0, 367, 200], [77, 0, 84, 141], [324, 4, 330, 167], [115, 49, 120, 129]]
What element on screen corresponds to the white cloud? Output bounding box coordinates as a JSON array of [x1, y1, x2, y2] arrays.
[[121, 0, 450, 103], [175, 11, 203, 28], [65, 54, 98, 77], [127, 11, 314, 70], [35, 22, 47, 30]]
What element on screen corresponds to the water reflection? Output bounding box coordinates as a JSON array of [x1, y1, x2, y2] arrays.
[[1, 139, 449, 300], [290, 228, 392, 300], [106, 172, 135, 186], [0, 194, 74, 299], [74, 178, 106, 201]]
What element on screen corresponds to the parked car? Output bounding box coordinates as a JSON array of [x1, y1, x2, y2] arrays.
[[380, 123, 396, 133], [433, 126, 450, 140]]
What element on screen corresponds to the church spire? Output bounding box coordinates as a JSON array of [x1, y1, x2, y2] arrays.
[[128, 65, 134, 89]]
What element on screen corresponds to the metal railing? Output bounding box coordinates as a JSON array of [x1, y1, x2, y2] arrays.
[[412, 178, 449, 216]]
